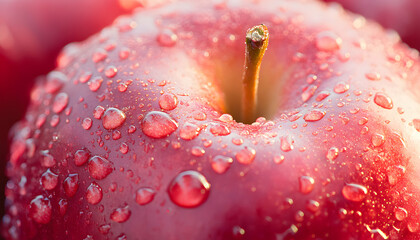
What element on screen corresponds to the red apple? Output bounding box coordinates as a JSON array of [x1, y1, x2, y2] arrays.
[[3, 0, 420, 239], [323, 0, 420, 51]]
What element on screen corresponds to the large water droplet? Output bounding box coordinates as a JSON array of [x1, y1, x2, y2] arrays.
[[280, 135, 294, 152], [211, 155, 233, 174], [86, 183, 103, 205], [235, 147, 256, 165], [179, 123, 200, 140], [168, 170, 210, 208], [315, 31, 342, 52], [135, 188, 156, 205], [110, 206, 131, 223], [40, 169, 58, 190], [395, 207, 408, 221], [88, 156, 113, 180], [63, 174, 79, 197], [74, 149, 90, 166], [342, 183, 367, 202], [374, 92, 393, 109], [52, 92, 69, 113], [299, 176, 315, 194], [141, 111, 178, 139], [102, 108, 126, 130], [303, 110, 326, 122], [29, 195, 52, 224], [159, 93, 178, 111]]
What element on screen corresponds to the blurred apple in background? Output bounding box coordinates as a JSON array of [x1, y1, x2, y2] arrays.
[[323, 0, 420, 50]]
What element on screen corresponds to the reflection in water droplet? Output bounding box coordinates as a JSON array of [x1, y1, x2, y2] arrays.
[[168, 170, 210, 208], [29, 195, 52, 224], [374, 92, 393, 109], [135, 188, 156, 205], [211, 155, 233, 174], [102, 108, 126, 130], [342, 183, 367, 202], [141, 111, 178, 139]]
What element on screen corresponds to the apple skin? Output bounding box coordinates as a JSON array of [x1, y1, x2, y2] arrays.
[[323, 0, 420, 51], [3, 0, 420, 239]]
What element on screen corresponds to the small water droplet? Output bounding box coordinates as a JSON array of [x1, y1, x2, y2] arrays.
[[306, 200, 320, 212], [342, 183, 367, 202], [179, 123, 200, 140], [82, 117, 93, 130], [210, 124, 231, 136], [40, 150, 56, 168], [29, 195, 52, 224], [79, 72, 92, 83], [235, 147, 256, 165], [50, 115, 60, 127], [191, 146, 205, 157], [104, 66, 118, 78], [303, 109, 326, 122], [119, 47, 130, 60], [63, 174, 79, 197], [211, 155, 233, 174], [395, 207, 408, 221], [112, 130, 122, 140], [88, 156, 113, 180], [92, 49, 108, 63], [316, 31, 342, 51], [273, 155, 285, 164], [110, 206, 131, 223], [40, 169, 58, 190], [413, 119, 420, 132], [119, 143, 129, 154], [334, 82, 349, 94], [74, 149, 90, 166], [280, 135, 294, 152], [135, 188, 156, 205], [98, 224, 111, 235], [157, 29, 178, 47], [326, 147, 339, 161], [374, 92, 393, 109], [218, 114, 234, 123], [316, 91, 330, 101], [52, 92, 69, 113], [365, 72, 381, 81], [45, 71, 68, 93], [299, 176, 315, 194], [88, 77, 103, 92], [59, 199, 68, 216], [371, 133, 385, 147], [86, 182, 103, 205], [301, 85, 317, 102], [408, 222, 420, 233], [102, 108, 126, 130], [141, 111, 178, 138], [93, 106, 105, 119], [159, 93, 178, 111], [168, 170, 210, 208]]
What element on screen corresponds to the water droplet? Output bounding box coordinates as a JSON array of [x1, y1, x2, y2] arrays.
[[191, 146, 205, 157], [374, 92, 393, 109], [92, 49, 108, 63], [110, 206, 131, 223], [342, 183, 367, 202], [413, 119, 420, 132], [93, 106, 105, 119], [303, 109, 326, 122], [280, 135, 294, 152], [135, 187, 156, 205], [59, 199, 68, 216], [209, 124, 231, 136], [82, 117, 93, 130], [40, 150, 56, 168], [316, 31, 342, 51], [235, 147, 256, 165], [88, 156, 113, 180], [45, 71, 67, 93], [88, 77, 103, 92], [168, 170, 210, 208], [316, 91, 330, 101], [365, 72, 381, 81], [218, 114, 234, 123], [408, 222, 420, 233], [79, 72, 92, 83], [371, 133, 385, 147], [50, 115, 60, 127], [119, 143, 129, 154], [63, 174, 79, 197], [98, 224, 111, 235], [157, 29, 178, 47], [273, 155, 285, 164], [211, 155, 233, 174], [301, 85, 317, 102], [395, 207, 408, 221], [334, 82, 349, 94], [29, 195, 52, 224], [112, 130, 122, 140], [40, 169, 58, 190], [326, 147, 339, 161], [119, 48, 130, 60], [102, 108, 126, 130], [141, 111, 178, 139], [52, 92, 69, 113], [387, 165, 406, 185], [74, 149, 90, 166], [159, 93, 178, 111], [299, 176, 315, 194], [179, 123, 200, 140], [306, 200, 320, 212], [86, 183, 103, 205], [104, 66, 118, 78]]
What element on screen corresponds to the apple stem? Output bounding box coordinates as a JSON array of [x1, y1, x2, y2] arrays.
[[241, 24, 269, 123]]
